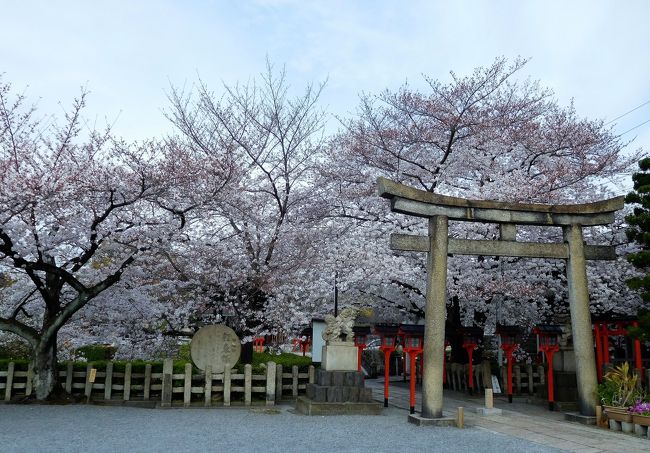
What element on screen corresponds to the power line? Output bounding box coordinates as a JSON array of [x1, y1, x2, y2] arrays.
[[618, 118, 650, 136], [606, 100, 650, 125]]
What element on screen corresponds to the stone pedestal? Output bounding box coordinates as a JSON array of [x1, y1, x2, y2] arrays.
[[296, 369, 382, 415], [322, 342, 358, 371]]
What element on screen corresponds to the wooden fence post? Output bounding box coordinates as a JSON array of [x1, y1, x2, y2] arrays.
[[161, 358, 173, 407], [204, 365, 212, 407], [514, 365, 521, 395], [104, 362, 113, 401], [308, 365, 315, 384], [4, 362, 14, 401], [482, 361, 492, 390], [84, 364, 93, 399], [223, 364, 231, 407], [144, 364, 152, 400], [26, 362, 33, 397], [65, 362, 73, 394], [184, 363, 192, 407], [527, 364, 534, 395], [538, 365, 545, 386], [275, 364, 283, 402], [123, 363, 132, 401], [244, 364, 252, 406], [266, 362, 276, 406], [292, 365, 298, 397]]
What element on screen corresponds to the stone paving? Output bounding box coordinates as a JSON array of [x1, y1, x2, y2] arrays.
[[366, 377, 650, 452]]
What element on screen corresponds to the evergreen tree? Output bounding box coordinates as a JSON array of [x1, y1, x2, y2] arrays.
[[625, 157, 650, 340]]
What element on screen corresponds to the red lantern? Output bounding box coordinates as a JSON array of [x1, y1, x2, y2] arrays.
[[495, 325, 521, 403], [399, 324, 425, 414], [374, 323, 401, 407], [533, 324, 562, 411], [353, 325, 371, 372], [459, 326, 483, 395]]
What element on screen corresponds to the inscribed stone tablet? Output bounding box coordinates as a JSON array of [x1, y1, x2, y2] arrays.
[[190, 325, 241, 372]]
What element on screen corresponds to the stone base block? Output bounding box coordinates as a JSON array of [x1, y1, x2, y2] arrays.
[[621, 421, 634, 433], [322, 343, 358, 371], [634, 423, 648, 436], [306, 383, 372, 403], [407, 414, 457, 427], [564, 412, 596, 425], [295, 396, 383, 416], [475, 407, 503, 416], [608, 419, 621, 431]]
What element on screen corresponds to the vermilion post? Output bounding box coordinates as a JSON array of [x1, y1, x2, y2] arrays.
[[543, 346, 560, 410], [594, 323, 603, 382], [463, 343, 477, 394], [380, 346, 395, 407], [632, 321, 643, 378], [501, 344, 517, 403], [408, 351, 420, 413], [600, 324, 609, 365]]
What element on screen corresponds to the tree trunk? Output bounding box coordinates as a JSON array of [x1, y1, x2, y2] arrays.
[[32, 335, 60, 400], [240, 341, 253, 364]]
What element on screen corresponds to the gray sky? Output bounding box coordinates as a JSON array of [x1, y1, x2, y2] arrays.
[[2, 0, 649, 165]]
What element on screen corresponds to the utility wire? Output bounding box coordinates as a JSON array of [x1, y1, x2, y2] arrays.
[[618, 118, 650, 136], [606, 100, 650, 125]]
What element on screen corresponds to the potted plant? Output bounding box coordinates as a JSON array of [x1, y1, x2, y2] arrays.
[[629, 400, 650, 427], [597, 362, 641, 424]]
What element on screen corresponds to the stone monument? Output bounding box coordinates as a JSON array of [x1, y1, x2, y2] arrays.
[[296, 308, 382, 415], [190, 325, 241, 372]]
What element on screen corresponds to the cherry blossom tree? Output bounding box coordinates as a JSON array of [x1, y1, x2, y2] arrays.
[[324, 57, 644, 332], [0, 77, 231, 399], [165, 62, 329, 349]]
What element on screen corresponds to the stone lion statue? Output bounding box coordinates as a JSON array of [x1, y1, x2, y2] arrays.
[[322, 307, 359, 343]]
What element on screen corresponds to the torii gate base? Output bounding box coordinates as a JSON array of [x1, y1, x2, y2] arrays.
[[378, 177, 623, 423]]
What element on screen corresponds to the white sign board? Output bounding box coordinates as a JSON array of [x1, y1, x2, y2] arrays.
[[491, 375, 502, 394]]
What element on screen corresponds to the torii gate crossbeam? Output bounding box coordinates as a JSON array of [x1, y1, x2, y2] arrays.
[[377, 177, 624, 420]]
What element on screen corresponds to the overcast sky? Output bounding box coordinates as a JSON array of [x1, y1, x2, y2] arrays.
[[2, 0, 649, 167]]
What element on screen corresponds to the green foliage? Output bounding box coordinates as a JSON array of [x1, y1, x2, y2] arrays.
[[75, 344, 117, 362], [628, 309, 650, 341], [596, 362, 644, 407], [625, 158, 650, 309], [0, 358, 30, 370], [0, 338, 32, 360], [252, 351, 312, 369]]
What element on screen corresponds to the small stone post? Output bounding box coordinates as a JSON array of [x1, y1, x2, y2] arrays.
[[485, 389, 493, 409], [104, 362, 113, 401], [183, 362, 192, 407], [457, 407, 464, 428], [4, 362, 14, 401], [161, 358, 173, 407], [144, 364, 152, 400], [244, 364, 252, 406], [123, 363, 132, 401], [266, 361, 276, 406], [204, 365, 212, 407], [275, 364, 283, 402], [223, 364, 231, 406]]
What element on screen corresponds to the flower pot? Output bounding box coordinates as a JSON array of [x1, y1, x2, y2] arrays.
[[632, 414, 650, 427], [603, 405, 632, 423]]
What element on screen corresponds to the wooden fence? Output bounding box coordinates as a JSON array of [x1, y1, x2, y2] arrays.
[[446, 361, 546, 395], [0, 360, 315, 406]]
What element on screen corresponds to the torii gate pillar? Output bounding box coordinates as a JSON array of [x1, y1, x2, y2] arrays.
[[422, 216, 448, 418], [564, 224, 598, 416]]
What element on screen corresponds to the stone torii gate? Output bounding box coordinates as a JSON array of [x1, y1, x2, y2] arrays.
[[377, 177, 624, 421]]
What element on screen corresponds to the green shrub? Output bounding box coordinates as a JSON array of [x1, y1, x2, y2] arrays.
[[75, 344, 117, 361], [0, 338, 32, 360]]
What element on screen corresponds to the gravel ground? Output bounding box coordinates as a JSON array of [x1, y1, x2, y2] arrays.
[[0, 404, 565, 453]]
